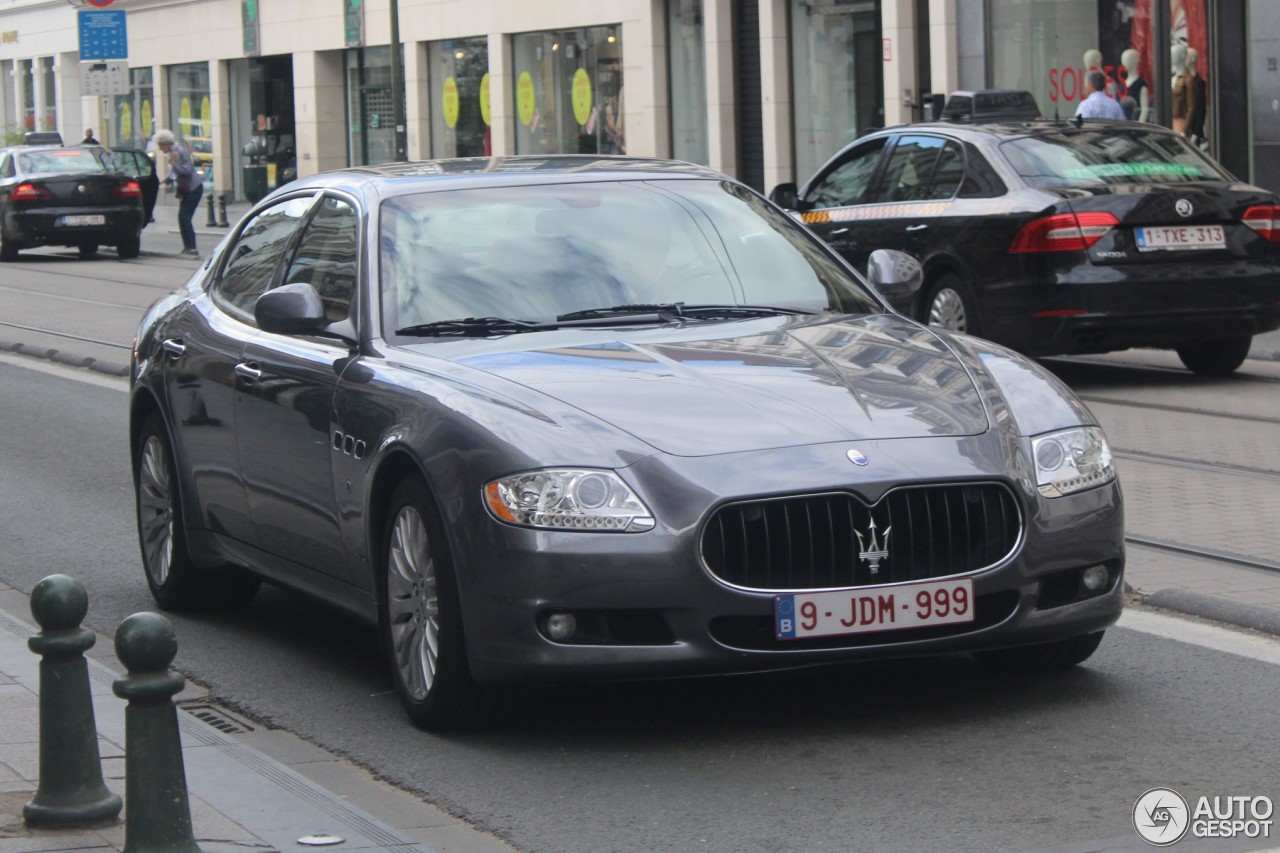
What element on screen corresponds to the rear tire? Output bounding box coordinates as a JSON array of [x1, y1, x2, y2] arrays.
[[973, 631, 1105, 669], [78, 242, 98, 259], [134, 413, 259, 611], [922, 273, 980, 336], [379, 475, 486, 730], [1175, 336, 1251, 376], [117, 235, 141, 260], [0, 231, 20, 262]]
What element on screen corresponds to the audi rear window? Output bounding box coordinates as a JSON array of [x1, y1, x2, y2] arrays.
[[1000, 129, 1229, 188]]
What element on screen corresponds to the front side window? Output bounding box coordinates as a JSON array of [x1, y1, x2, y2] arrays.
[[379, 179, 878, 335], [213, 195, 315, 319], [805, 139, 886, 209], [283, 196, 359, 322]]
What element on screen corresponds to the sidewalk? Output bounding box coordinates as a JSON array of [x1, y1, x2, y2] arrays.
[[0, 579, 514, 853]]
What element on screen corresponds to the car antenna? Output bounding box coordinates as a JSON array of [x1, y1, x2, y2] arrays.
[[1071, 114, 1084, 129]]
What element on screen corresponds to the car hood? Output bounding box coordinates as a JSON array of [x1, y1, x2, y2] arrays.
[[443, 314, 990, 456]]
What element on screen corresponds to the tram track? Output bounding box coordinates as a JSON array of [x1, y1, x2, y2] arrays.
[[0, 320, 132, 350]]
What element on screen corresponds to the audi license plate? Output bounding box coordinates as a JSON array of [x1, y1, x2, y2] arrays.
[[61, 215, 105, 227], [1134, 224, 1225, 251], [776, 578, 974, 640]]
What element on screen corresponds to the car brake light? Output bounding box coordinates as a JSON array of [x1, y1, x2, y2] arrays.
[[1010, 212, 1119, 253], [1242, 205, 1280, 242], [11, 183, 52, 201], [113, 181, 142, 199]]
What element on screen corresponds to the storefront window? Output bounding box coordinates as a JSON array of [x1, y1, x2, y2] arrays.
[[511, 26, 624, 155], [790, 0, 881, 181], [167, 62, 210, 142], [428, 37, 489, 158], [347, 46, 397, 166], [38, 57, 55, 132], [112, 68, 155, 149], [669, 0, 708, 165]]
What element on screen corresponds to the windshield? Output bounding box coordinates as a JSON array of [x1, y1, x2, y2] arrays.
[[379, 179, 877, 336], [18, 149, 109, 176], [1001, 129, 1229, 189]]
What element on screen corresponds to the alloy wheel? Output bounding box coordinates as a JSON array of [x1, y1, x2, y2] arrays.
[[929, 288, 968, 332], [387, 506, 440, 701], [137, 435, 174, 587]]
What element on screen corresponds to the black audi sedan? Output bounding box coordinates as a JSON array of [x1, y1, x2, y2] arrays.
[[771, 119, 1280, 375], [130, 157, 1123, 729], [0, 144, 145, 260]]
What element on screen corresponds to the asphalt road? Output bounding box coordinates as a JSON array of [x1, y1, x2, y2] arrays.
[[1, 355, 1279, 853]]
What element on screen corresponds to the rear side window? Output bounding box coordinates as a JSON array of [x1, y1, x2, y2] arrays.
[[958, 147, 1006, 198], [1001, 129, 1229, 188], [874, 136, 947, 203]]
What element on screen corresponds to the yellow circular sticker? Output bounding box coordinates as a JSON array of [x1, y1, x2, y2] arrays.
[[141, 100, 153, 137], [572, 68, 593, 126], [120, 102, 133, 141], [179, 98, 192, 137], [442, 77, 459, 128], [516, 71, 535, 127], [479, 72, 491, 126], [200, 96, 212, 136]]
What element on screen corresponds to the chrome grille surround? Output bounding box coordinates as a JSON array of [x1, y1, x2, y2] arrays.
[[700, 482, 1024, 593]]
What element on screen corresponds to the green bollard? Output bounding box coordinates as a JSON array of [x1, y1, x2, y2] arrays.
[[112, 612, 204, 853], [23, 574, 123, 826]]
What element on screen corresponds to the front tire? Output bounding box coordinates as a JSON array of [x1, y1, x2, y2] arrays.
[[1175, 336, 1251, 376], [973, 631, 1105, 669], [380, 476, 484, 730], [922, 273, 980, 336], [134, 413, 259, 610]]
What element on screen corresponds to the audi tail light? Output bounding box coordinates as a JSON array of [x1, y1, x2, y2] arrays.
[[11, 183, 52, 202], [1010, 212, 1120, 253], [1242, 205, 1280, 242], [113, 181, 142, 199]]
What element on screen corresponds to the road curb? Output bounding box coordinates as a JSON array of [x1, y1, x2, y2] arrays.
[[1140, 587, 1280, 637], [1, 338, 130, 378]]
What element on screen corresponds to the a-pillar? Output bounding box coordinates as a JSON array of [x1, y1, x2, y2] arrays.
[[881, 0, 917, 128], [293, 51, 347, 178]]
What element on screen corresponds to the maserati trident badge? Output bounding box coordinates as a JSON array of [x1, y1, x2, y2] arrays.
[[855, 517, 891, 574], [846, 448, 868, 466]]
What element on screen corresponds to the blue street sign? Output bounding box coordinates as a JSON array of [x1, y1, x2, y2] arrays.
[[78, 10, 127, 61]]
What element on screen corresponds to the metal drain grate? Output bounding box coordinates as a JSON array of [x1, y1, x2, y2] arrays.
[[178, 701, 256, 735]]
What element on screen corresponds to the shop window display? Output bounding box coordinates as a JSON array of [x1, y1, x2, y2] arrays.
[[512, 26, 623, 156], [429, 37, 489, 158]]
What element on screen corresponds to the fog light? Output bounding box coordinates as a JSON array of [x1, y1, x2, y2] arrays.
[[546, 612, 576, 641], [1082, 565, 1109, 592]]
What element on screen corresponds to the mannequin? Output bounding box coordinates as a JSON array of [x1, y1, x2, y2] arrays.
[[1121, 48, 1150, 122], [1083, 48, 1108, 98], [1186, 47, 1207, 144], [1171, 43, 1189, 134]]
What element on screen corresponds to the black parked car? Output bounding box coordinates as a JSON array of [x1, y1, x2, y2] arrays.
[[131, 157, 1123, 729], [771, 118, 1280, 375], [0, 144, 145, 260]]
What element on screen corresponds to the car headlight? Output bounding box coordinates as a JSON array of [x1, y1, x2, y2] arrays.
[[484, 469, 655, 532], [1031, 426, 1115, 498]]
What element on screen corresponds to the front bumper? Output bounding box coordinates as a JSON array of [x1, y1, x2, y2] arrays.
[[450, 438, 1125, 686]]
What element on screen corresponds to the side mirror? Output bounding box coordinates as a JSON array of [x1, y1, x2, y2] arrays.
[[255, 282, 328, 334], [865, 249, 924, 301], [768, 182, 800, 210]]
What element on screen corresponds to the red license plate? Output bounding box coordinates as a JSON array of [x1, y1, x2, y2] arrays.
[[776, 578, 975, 640]]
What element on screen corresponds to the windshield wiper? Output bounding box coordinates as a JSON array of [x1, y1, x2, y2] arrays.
[[395, 317, 551, 337], [556, 303, 812, 323]]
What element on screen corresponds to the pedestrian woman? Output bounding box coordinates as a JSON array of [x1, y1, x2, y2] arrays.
[[154, 129, 203, 257]]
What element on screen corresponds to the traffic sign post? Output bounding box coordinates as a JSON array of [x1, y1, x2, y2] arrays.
[[77, 10, 127, 61]]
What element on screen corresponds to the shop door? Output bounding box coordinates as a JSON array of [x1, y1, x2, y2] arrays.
[[360, 87, 396, 165]]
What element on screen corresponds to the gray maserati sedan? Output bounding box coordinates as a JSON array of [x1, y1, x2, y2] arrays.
[[130, 157, 1123, 730]]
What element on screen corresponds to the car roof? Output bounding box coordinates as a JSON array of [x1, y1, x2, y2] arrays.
[[871, 117, 1180, 143], [277, 155, 730, 204]]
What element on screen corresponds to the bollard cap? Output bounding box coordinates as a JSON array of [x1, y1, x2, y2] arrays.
[[30, 574, 88, 631], [114, 612, 178, 673]]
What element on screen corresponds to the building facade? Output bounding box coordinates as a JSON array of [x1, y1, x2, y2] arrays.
[[0, 0, 1270, 201]]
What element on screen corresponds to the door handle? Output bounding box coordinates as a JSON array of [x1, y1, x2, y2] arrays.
[[234, 362, 262, 383], [161, 338, 186, 358], [906, 224, 929, 232], [830, 227, 850, 237]]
